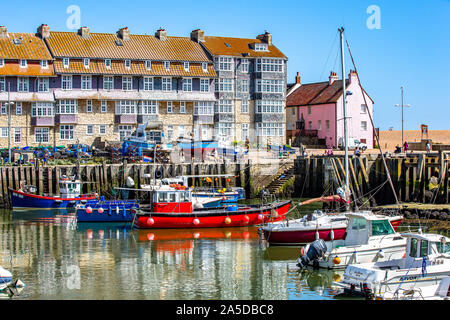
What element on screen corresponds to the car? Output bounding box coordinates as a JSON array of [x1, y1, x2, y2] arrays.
[[338, 138, 368, 151]]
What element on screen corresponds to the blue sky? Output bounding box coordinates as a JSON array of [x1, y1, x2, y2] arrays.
[[2, 0, 450, 130]]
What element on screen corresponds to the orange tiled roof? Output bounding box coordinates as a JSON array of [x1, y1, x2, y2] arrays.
[[46, 32, 212, 62], [0, 60, 54, 76], [0, 33, 53, 60], [201, 36, 287, 59], [53, 59, 216, 77]]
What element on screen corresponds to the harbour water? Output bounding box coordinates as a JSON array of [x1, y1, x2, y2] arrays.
[[0, 202, 446, 300]]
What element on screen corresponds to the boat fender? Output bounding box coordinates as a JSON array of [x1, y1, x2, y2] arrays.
[[85, 206, 92, 214], [126, 177, 135, 188], [147, 217, 155, 226], [330, 229, 334, 241], [98, 207, 104, 214], [108, 207, 112, 216], [243, 215, 250, 223], [224, 216, 231, 224], [193, 218, 200, 225], [116, 206, 119, 215], [122, 207, 126, 217], [315, 231, 320, 240], [297, 239, 327, 270]]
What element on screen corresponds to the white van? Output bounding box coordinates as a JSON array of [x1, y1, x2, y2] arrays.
[[338, 138, 368, 151]]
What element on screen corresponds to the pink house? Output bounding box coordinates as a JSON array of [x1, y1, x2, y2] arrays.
[[286, 70, 374, 149]]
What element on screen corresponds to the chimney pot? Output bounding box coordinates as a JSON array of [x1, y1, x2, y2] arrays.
[[0, 26, 8, 38], [329, 71, 338, 85], [295, 72, 301, 84], [256, 31, 272, 46], [118, 27, 130, 41]]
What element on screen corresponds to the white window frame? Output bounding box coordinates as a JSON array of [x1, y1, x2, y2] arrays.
[[183, 61, 190, 72], [99, 125, 106, 135], [115, 100, 137, 115], [256, 100, 283, 113], [118, 125, 133, 141], [1, 127, 8, 137], [215, 78, 233, 92], [18, 77, 29, 92], [361, 121, 368, 131], [19, 59, 27, 68], [124, 59, 131, 69], [145, 60, 152, 70], [167, 101, 173, 113], [60, 125, 74, 140], [241, 79, 249, 93], [241, 123, 249, 141], [215, 122, 233, 137], [241, 59, 249, 73], [105, 59, 111, 68], [255, 79, 284, 93], [202, 62, 208, 72], [122, 76, 133, 91], [1, 102, 7, 115], [257, 122, 284, 137], [194, 101, 214, 115], [215, 99, 234, 113], [38, 77, 49, 92], [254, 43, 268, 51], [13, 127, 21, 144], [62, 75, 73, 90], [182, 78, 192, 92], [81, 75, 92, 90], [179, 101, 186, 113], [256, 58, 283, 72], [32, 102, 54, 117], [86, 124, 94, 135], [40, 60, 48, 69], [0, 59, 4, 67], [57, 100, 77, 114], [63, 58, 70, 68], [143, 77, 153, 91], [0, 77, 5, 91], [15, 102, 22, 115], [103, 76, 114, 90], [34, 127, 50, 143], [162, 77, 172, 91], [164, 61, 170, 71], [139, 101, 158, 115], [361, 104, 367, 114], [241, 99, 249, 113], [215, 57, 233, 71], [101, 101, 108, 113], [83, 58, 90, 69], [200, 78, 209, 92], [86, 100, 93, 113]]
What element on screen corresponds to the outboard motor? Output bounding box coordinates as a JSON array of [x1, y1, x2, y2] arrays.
[[297, 239, 327, 270]]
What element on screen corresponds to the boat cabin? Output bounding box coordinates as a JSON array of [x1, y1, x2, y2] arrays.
[[403, 233, 449, 261], [149, 185, 193, 213], [58, 176, 82, 198], [128, 123, 164, 144], [344, 212, 397, 246]]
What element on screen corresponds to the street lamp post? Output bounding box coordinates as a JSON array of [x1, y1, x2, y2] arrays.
[[395, 86, 411, 152]]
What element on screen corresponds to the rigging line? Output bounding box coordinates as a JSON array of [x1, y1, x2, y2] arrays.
[[319, 31, 339, 81], [344, 36, 400, 208]]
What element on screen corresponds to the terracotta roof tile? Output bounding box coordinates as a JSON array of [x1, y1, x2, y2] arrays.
[[46, 32, 211, 62], [0, 33, 53, 60], [53, 59, 216, 77], [201, 36, 287, 59]]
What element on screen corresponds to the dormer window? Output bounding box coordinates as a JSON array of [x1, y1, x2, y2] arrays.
[[183, 62, 190, 72], [40, 60, 48, 69], [83, 58, 90, 69], [164, 61, 170, 71], [0, 59, 4, 67], [254, 43, 268, 51], [145, 60, 152, 70], [202, 62, 208, 72], [19, 59, 27, 68], [124, 59, 131, 69], [105, 59, 111, 68], [63, 58, 70, 68]]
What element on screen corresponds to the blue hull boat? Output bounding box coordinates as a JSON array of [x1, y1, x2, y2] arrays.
[[76, 199, 139, 222], [9, 188, 97, 209]]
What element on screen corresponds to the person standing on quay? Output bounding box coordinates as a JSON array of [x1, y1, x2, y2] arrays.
[[403, 141, 409, 152]]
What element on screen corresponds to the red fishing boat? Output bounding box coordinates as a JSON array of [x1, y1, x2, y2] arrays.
[[132, 184, 291, 229]]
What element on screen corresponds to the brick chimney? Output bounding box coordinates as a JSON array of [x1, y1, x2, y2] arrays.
[[118, 27, 130, 41], [348, 69, 358, 84], [155, 28, 167, 41], [78, 26, 90, 39], [257, 31, 272, 46], [0, 26, 8, 38], [295, 72, 301, 85], [37, 24, 50, 39], [329, 71, 338, 85], [190, 29, 205, 43]]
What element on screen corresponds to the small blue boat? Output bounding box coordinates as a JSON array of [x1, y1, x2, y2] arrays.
[[9, 176, 97, 209], [76, 198, 139, 222]]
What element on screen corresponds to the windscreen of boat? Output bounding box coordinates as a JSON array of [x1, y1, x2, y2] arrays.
[[435, 241, 449, 254], [371, 219, 395, 236]]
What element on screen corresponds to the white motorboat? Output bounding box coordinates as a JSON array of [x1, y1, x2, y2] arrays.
[[374, 276, 450, 300], [333, 232, 450, 298], [297, 211, 407, 270], [0, 266, 13, 290]]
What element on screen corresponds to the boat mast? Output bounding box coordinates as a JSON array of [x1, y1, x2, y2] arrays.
[[339, 27, 350, 211]]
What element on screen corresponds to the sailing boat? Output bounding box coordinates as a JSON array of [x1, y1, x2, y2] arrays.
[[262, 27, 403, 246]]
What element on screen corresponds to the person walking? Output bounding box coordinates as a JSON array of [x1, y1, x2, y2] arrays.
[[426, 142, 431, 154], [403, 141, 409, 152]]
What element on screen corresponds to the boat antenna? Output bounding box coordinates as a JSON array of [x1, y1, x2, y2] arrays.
[[339, 27, 350, 211], [344, 34, 400, 207]]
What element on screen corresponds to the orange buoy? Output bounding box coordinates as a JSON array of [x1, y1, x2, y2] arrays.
[[98, 207, 104, 214], [333, 256, 341, 265], [224, 216, 231, 224], [86, 206, 92, 214]]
